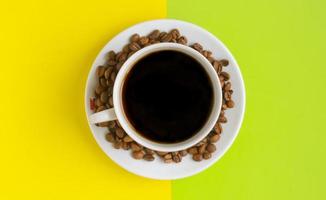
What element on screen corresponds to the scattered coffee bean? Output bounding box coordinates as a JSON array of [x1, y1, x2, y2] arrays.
[[96, 105, 106, 112], [143, 154, 155, 161], [193, 154, 203, 161], [177, 36, 187, 45], [156, 151, 167, 156], [218, 115, 227, 123], [130, 142, 142, 151], [105, 132, 115, 142], [100, 91, 109, 103], [226, 100, 235, 108], [161, 33, 173, 42], [214, 123, 222, 134], [210, 134, 220, 143], [107, 59, 117, 66], [95, 98, 103, 107], [139, 36, 149, 46], [110, 71, 116, 82], [198, 144, 207, 154], [203, 152, 212, 160], [132, 150, 144, 159], [192, 43, 203, 51], [115, 128, 125, 138], [172, 153, 182, 163], [164, 153, 172, 160], [148, 29, 160, 39], [122, 142, 130, 150], [129, 42, 141, 51], [220, 72, 230, 81], [113, 141, 122, 149], [220, 59, 229, 66], [123, 135, 133, 143], [164, 159, 173, 163], [130, 33, 140, 42], [107, 51, 116, 60], [187, 147, 198, 155], [179, 150, 188, 157], [96, 66, 106, 77], [206, 144, 216, 153]]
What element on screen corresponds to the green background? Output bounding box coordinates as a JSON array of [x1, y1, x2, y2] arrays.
[[169, 0, 326, 199]]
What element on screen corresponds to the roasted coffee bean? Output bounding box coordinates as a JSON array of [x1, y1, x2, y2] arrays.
[[107, 121, 116, 129], [179, 150, 188, 157], [98, 121, 110, 127], [143, 154, 155, 161], [150, 40, 160, 44], [130, 142, 142, 151], [213, 60, 222, 73], [224, 91, 232, 101], [148, 29, 160, 39], [104, 67, 113, 80], [207, 56, 215, 64], [172, 153, 182, 163], [110, 71, 116, 82], [130, 33, 140, 42], [161, 33, 173, 42], [107, 59, 117, 66], [122, 142, 130, 150], [95, 98, 103, 107], [220, 59, 229, 66], [99, 77, 107, 87], [113, 141, 122, 149], [164, 153, 172, 160], [145, 148, 154, 155], [218, 115, 227, 123], [210, 134, 220, 143], [96, 105, 106, 112], [224, 82, 231, 91], [107, 51, 116, 60], [177, 36, 187, 45], [192, 43, 203, 51], [115, 128, 125, 138], [159, 31, 167, 39], [193, 154, 203, 161], [139, 36, 149, 46], [96, 66, 106, 77], [95, 84, 104, 95], [203, 152, 212, 160], [170, 29, 180, 39], [132, 150, 144, 159], [100, 91, 109, 103], [122, 44, 130, 53], [220, 72, 230, 81], [105, 132, 115, 142], [108, 96, 113, 107], [118, 52, 128, 62], [214, 123, 223, 134], [187, 147, 198, 154], [198, 144, 206, 154], [129, 42, 141, 51], [226, 100, 235, 108], [206, 143, 216, 153], [116, 62, 123, 71], [123, 135, 133, 143]]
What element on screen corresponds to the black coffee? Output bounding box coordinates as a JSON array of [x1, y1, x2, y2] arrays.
[[122, 50, 213, 143]]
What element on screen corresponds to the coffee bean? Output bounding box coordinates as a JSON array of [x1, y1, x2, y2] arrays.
[[100, 91, 108, 103], [159, 31, 167, 39], [179, 150, 188, 157], [130, 33, 140, 42], [143, 154, 155, 161], [115, 128, 125, 138], [107, 51, 116, 60], [132, 150, 144, 159], [177, 36, 187, 45], [210, 134, 220, 143], [192, 154, 203, 161], [99, 77, 107, 88], [161, 33, 173, 42], [96, 105, 106, 112], [172, 153, 182, 163], [123, 135, 133, 143], [224, 91, 232, 101], [122, 142, 130, 150], [164, 153, 172, 160], [98, 121, 110, 127], [110, 71, 116, 82], [107, 59, 117, 66], [213, 60, 222, 73], [187, 147, 198, 154], [206, 143, 216, 153], [139, 36, 149, 46], [202, 50, 212, 58], [95, 84, 104, 95], [145, 148, 154, 155], [96, 66, 106, 77], [218, 115, 227, 123], [220, 72, 230, 81], [95, 98, 103, 107], [105, 132, 115, 142], [207, 56, 215, 64], [148, 29, 160, 39], [198, 144, 206, 154], [226, 100, 235, 108], [170, 29, 180, 39], [224, 82, 231, 91], [113, 141, 122, 149], [109, 96, 113, 107], [129, 42, 141, 51], [104, 67, 113, 80], [118, 52, 128, 62], [192, 43, 203, 51], [107, 87, 113, 96], [130, 142, 142, 151], [203, 152, 212, 160], [107, 121, 116, 129], [220, 59, 229, 66], [214, 123, 223, 134], [116, 62, 123, 71]]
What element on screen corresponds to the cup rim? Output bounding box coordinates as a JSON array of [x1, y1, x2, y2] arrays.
[[113, 43, 222, 152]]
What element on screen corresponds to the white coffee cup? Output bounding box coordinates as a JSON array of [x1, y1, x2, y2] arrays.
[[87, 43, 222, 152]]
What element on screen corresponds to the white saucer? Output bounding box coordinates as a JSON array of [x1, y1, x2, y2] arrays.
[[85, 19, 246, 180]]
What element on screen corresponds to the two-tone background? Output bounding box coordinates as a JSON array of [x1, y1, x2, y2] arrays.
[[1, 0, 325, 199]]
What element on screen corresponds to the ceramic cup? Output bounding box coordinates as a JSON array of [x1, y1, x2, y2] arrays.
[[87, 43, 222, 152]]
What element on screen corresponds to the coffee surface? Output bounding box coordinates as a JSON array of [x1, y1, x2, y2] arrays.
[[122, 50, 213, 143]]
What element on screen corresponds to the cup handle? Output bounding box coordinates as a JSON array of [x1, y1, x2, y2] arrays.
[[89, 108, 117, 124]]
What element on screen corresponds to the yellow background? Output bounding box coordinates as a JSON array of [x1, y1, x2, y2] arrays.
[[0, 1, 169, 199]]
